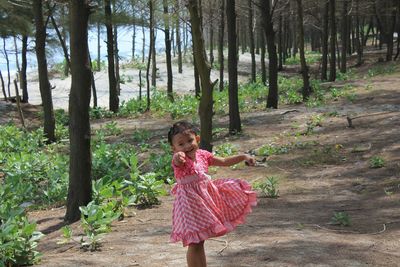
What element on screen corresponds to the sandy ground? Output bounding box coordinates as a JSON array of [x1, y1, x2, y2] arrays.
[[21, 53, 258, 110]]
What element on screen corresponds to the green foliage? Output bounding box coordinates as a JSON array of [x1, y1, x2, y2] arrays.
[[120, 73, 133, 84], [336, 69, 356, 81], [91, 60, 106, 71], [132, 129, 151, 151], [330, 211, 351, 226], [366, 64, 396, 77], [254, 177, 279, 198], [89, 107, 115, 120], [278, 76, 303, 104], [0, 210, 44, 266], [306, 114, 324, 134], [214, 143, 238, 157], [148, 141, 174, 183], [254, 143, 289, 156], [122, 59, 147, 70], [79, 201, 121, 251], [369, 156, 385, 168], [284, 51, 321, 65]]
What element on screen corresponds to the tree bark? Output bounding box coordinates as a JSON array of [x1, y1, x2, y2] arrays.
[[33, 0, 56, 143], [21, 35, 28, 103], [132, 24, 136, 60], [329, 0, 336, 81], [260, 0, 278, 109], [97, 22, 101, 71], [50, 13, 71, 76], [226, 0, 241, 133], [321, 1, 329, 80], [163, 0, 174, 101], [355, 0, 363, 66], [248, 0, 256, 82], [65, 0, 92, 223], [187, 0, 215, 151], [146, 0, 154, 111], [0, 70, 6, 101], [105, 0, 118, 112], [278, 14, 283, 71], [218, 0, 225, 92], [260, 26, 266, 85], [2, 38, 11, 98], [209, 1, 214, 66], [340, 0, 348, 73], [175, 0, 183, 73], [296, 0, 311, 101], [114, 24, 121, 95]]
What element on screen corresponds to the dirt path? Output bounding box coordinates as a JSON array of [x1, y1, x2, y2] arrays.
[[26, 71, 400, 267]]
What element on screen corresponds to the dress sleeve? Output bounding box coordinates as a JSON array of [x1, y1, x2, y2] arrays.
[[199, 149, 214, 167]]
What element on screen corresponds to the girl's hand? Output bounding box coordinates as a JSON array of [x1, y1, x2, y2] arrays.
[[244, 155, 256, 166], [173, 151, 186, 166]]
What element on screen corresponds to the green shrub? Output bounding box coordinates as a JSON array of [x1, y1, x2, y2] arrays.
[[369, 156, 385, 168], [330, 211, 351, 226], [254, 176, 279, 198]]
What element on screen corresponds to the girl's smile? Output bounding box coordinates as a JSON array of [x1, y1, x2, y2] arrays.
[[171, 132, 200, 160]]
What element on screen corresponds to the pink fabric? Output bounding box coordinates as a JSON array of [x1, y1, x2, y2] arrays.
[[170, 149, 257, 247]]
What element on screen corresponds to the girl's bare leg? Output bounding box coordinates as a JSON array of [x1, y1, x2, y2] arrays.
[[187, 241, 206, 267]]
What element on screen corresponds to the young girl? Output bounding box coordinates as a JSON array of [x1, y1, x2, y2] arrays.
[[168, 120, 257, 267]]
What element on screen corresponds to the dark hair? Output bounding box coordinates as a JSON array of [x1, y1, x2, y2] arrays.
[[168, 120, 198, 145]]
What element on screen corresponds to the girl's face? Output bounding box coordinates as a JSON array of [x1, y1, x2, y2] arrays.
[[171, 131, 200, 160]]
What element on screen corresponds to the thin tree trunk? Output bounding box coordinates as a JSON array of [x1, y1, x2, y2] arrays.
[[175, 0, 183, 73], [340, 0, 348, 73], [226, 0, 241, 133], [50, 13, 71, 76], [13, 79, 25, 128], [296, 0, 311, 101], [329, 0, 336, 81], [3, 38, 11, 98], [163, 0, 174, 101], [209, 1, 214, 66], [21, 35, 28, 102], [105, 0, 118, 112], [0, 70, 7, 101], [187, 0, 215, 151], [151, 23, 156, 87], [248, 0, 256, 82], [278, 14, 283, 71], [260, 26, 266, 85], [33, 0, 56, 142], [114, 25, 121, 95], [260, 0, 278, 109], [65, 0, 92, 223], [146, 0, 154, 111], [97, 22, 101, 71], [89, 53, 97, 107], [218, 0, 225, 92], [355, 0, 363, 66], [142, 17, 146, 63], [13, 36, 21, 74], [321, 2, 329, 80], [132, 24, 136, 60]]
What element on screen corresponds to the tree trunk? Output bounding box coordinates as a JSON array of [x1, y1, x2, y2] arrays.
[[33, 0, 56, 143], [355, 0, 363, 66], [50, 13, 71, 76], [13, 36, 21, 75], [2, 38, 11, 98], [21, 35, 28, 103], [146, 0, 154, 111], [151, 20, 157, 87], [329, 0, 336, 81], [0, 70, 6, 101], [105, 0, 118, 112], [97, 22, 101, 71], [141, 15, 146, 63], [132, 24, 136, 60], [260, 26, 266, 85], [209, 1, 214, 66], [89, 53, 97, 107], [278, 14, 283, 71], [226, 0, 241, 133], [175, 0, 183, 73], [163, 0, 174, 101], [187, 0, 215, 151], [296, 0, 311, 101], [65, 0, 92, 223], [321, 0, 329, 80], [340, 0, 348, 73], [248, 0, 256, 82], [218, 0, 225, 92], [260, 0, 278, 109], [114, 25, 121, 95]]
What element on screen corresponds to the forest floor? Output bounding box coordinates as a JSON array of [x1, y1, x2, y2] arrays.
[[2, 51, 400, 267]]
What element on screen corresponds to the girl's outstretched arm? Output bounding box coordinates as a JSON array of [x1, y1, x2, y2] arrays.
[[211, 154, 255, 167]]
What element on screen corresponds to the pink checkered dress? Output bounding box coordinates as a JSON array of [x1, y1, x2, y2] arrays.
[[170, 149, 257, 246]]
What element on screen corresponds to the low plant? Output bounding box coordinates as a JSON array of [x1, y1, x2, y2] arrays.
[[148, 141, 174, 183], [79, 201, 121, 251], [330, 211, 351, 226], [253, 176, 279, 198], [254, 143, 289, 156], [369, 156, 385, 168], [89, 107, 114, 119], [214, 143, 238, 157]]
